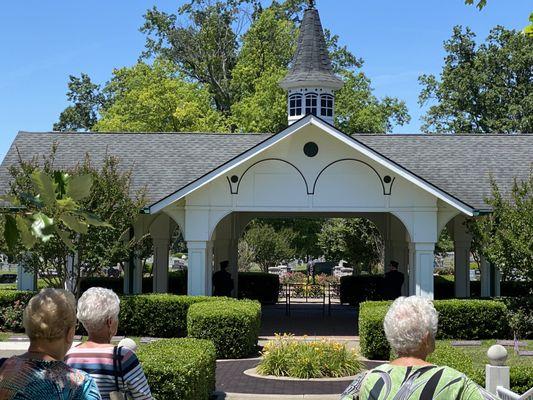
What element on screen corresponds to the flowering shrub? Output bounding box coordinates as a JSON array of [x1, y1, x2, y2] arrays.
[[280, 272, 308, 285], [257, 334, 363, 379], [1, 300, 26, 332]]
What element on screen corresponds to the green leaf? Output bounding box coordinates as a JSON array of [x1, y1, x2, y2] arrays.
[[66, 174, 93, 201], [31, 212, 55, 242], [20, 193, 44, 208], [53, 171, 70, 199], [55, 227, 75, 250], [15, 216, 37, 249], [83, 212, 113, 228], [61, 213, 89, 234], [57, 198, 79, 212], [31, 170, 57, 206], [4, 215, 20, 250]]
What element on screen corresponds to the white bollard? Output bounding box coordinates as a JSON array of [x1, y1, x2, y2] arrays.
[[486, 344, 510, 395]]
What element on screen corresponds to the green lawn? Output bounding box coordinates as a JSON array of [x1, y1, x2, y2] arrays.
[[454, 340, 533, 369]]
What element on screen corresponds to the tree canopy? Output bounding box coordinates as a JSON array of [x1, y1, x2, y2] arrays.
[[419, 26, 533, 133], [55, 0, 409, 135], [468, 172, 533, 283]]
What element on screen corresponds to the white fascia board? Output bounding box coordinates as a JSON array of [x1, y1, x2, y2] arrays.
[[150, 115, 475, 217], [149, 116, 314, 214], [310, 117, 475, 216]]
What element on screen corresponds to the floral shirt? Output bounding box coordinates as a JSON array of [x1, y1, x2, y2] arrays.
[[340, 364, 498, 400], [0, 356, 101, 400]]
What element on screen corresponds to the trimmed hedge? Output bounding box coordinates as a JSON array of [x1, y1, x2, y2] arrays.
[[238, 272, 279, 304], [340, 275, 385, 305], [118, 294, 218, 338], [80, 271, 188, 295], [137, 338, 216, 400], [359, 300, 511, 360], [187, 299, 261, 359], [358, 301, 390, 360], [341, 275, 531, 303], [428, 342, 533, 394]]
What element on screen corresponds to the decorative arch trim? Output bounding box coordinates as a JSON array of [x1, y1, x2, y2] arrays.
[[229, 158, 311, 195], [312, 158, 395, 196]]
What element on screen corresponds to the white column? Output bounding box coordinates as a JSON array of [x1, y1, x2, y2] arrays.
[[480, 255, 491, 297], [454, 240, 471, 298], [214, 239, 230, 273], [187, 241, 213, 296], [153, 238, 170, 293], [409, 242, 436, 299], [391, 240, 409, 296], [494, 267, 501, 297], [408, 242, 416, 296], [229, 238, 239, 297]]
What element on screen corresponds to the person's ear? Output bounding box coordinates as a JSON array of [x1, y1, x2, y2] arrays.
[[66, 325, 75, 342]]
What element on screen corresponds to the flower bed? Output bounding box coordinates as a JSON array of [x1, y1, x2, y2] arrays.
[[257, 334, 363, 379]]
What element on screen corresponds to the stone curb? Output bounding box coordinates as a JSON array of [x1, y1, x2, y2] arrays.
[[243, 367, 357, 382], [215, 393, 339, 400]]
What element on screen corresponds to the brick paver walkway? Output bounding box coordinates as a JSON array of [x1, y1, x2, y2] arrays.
[[216, 359, 354, 395]]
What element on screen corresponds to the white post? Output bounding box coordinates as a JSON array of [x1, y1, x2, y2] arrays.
[[229, 238, 239, 297], [486, 345, 510, 395], [410, 242, 436, 299], [152, 238, 170, 293], [480, 255, 491, 297], [187, 241, 213, 296], [454, 240, 471, 298], [391, 240, 409, 296], [132, 253, 143, 294], [17, 261, 37, 291], [65, 253, 78, 293], [494, 267, 501, 297]]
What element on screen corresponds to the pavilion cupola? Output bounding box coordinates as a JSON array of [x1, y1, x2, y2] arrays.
[[280, 0, 344, 126]]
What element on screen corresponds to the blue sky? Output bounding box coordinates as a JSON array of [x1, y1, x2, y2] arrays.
[[0, 0, 531, 161]]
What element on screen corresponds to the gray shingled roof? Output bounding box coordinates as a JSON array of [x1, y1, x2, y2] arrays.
[[0, 132, 270, 205], [0, 131, 531, 211], [280, 7, 343, 89], [355, 134, 532, 211]]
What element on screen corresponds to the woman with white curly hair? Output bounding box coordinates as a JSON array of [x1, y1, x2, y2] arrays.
[[65, 287, 152, 400], [341, 296, 497, 400]]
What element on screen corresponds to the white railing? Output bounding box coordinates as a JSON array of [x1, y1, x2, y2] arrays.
[[486, 345, 533, 400], [497, 386, 533, 400]]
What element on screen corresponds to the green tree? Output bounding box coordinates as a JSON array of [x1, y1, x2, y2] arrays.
[[242, 221, 296, 272], [419, 26, 533, 133], [265, 218, 324, 261], [1, 149, 146, 295], [336, 71, 410, 134], [468, 172, 533, 283], [317, 218, 383, 274], [56, 0, 410, 135], [54, 74, 107, 132], [95, 61, 227, 132], [464, 0, 487, 10]]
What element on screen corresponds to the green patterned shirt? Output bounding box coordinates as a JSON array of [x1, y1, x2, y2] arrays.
[[340, 364, 498, 400]]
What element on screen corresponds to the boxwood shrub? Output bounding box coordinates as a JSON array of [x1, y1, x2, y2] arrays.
[[118, 294, 218, 338], [238, 272, 279, 304], [428, 342, 532, 394], [359, 299, 511, 360], [137, 338, 216, 400], [187, 299, 261, 359]]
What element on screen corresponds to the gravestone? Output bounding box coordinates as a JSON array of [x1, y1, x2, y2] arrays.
[[451, 340, 482, 347]]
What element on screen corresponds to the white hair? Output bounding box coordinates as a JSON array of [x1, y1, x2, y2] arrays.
[[383, 296, 438, 356], [77, 287, 120, 333]]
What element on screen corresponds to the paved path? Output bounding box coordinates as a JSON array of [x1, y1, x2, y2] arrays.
[[260, 303, 358, 337], [216, 359, 353, 395]]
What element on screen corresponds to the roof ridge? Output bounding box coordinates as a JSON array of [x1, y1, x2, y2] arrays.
[[18, 131, 273, 136]]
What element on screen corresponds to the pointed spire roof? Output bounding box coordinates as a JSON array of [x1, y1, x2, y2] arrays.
[[280, 3, 344, 90]]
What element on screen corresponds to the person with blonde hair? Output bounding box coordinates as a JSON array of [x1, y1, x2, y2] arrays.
[[341, 296, 497, 400], [65, 287, 152, 400], [0, 288, 101, 399]]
